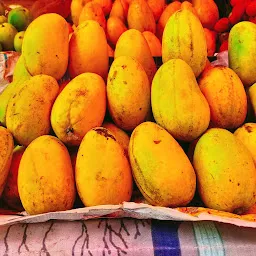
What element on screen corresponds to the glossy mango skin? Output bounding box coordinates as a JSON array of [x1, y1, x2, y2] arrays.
[[22, 13, 69, 80], [151, 59, 210, 142], [229, 21, 256, 87], [193, 128, 256, 213], [162, 9, 207, 78], [129, 122, 196, 207]]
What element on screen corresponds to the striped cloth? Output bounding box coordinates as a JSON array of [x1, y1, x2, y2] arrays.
[[0, 219, 256, 255]]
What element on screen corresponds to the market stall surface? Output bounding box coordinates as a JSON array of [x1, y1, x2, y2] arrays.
[[1, 219, 256, 255]]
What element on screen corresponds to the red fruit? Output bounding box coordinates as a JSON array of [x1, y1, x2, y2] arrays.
[[219, 40, 228, 52], [230, 0, 244, 7], [229, 3, 246, 25], [246, 1, 256, 17], [219, 32, 229, 44], [214, 18, 231, 33], [249, 16, 256, 23]]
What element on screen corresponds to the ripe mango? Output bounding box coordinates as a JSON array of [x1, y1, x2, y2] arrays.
[[152, 59, 210, 142], [76, 127, 133, 206], [107, 56, 151, 131], [147, 0, 165, 21], [18, 135, 75, 215], [14, 31, 25, 53], [115, 29, 156, 83], [129, 122, 196, 207], [71, 0, 92, 26], [142, 31, 161, 56], [13, 55, 32, 83], [0, 127, 14, 197], [109, 0, 128, 23], [193, 128, 256, 213], [3, 145, 25, 211], [199, 66, 247, 129], [229, 21, 256, 86], [0, 23, 17, 50], [69, 20, 108, 79], [22, 13, 69, 80], [78, 2, 106, 31], [234, 123, 256, 165], [102, 122, 130, 156], [249, 83, 256, 117], [127, 0, 156, 34], [92, 0, 112, 16], [51, 73, 106, 146], [6, 75, 59, 146], [162, 9, 207, 78]]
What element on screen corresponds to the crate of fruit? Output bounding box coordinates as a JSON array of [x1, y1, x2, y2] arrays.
[[1, 0, 256, 228]]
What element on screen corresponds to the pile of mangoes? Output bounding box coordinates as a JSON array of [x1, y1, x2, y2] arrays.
[[1, 1, 256, 217]]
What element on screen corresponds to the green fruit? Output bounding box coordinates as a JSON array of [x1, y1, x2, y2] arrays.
[[0, 3, 5, 16], [0, 23, 17, 50], [14, 31, 25, 52], [7, 7, 32, 32], [0, 15, 7, 24]]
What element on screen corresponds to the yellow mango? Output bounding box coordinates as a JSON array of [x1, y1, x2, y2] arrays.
[[249, 83, 256, 117], [162, 9, 207, 77], [194, 128, 256, 213], [152, 59, 210, 142], [127, 0, 156, 34], [109, 0, 128, 23], [115, 29, 157, 83], [13, 55, 32, 83], [6, 75, 59, 146], [18, 135, 75, 215], [129, 121, 196, 207], [76, 127, 133, 206], [142, 31, 162, 56], [22, 13, 69, 80], [102, 122, 130, 156], [51, 73, 106, 146], [107, 56, 151, 131], [234, 123, 256, 165], [0, 126, 14, 197], [69, 20, 108, 80]]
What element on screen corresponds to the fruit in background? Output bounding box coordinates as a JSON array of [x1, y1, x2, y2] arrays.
[[0, 2, 4, 16], [13, 55, 32, 83], [193, 128, 256, 213], [181, 1, 198, 17], [78, 2, 106, 31], [229, 21, 256, 87], [71, 0, 92, 26], [229, 2, 246, 25], [214, 18, 231, 33], [192, 0, 219, 29], [147, 0, 165, 21], [6, 75, 59, 146], [246, 1, 256, 17], [2, 146, 25, 211], [22, 13, 69, 81], [51, 73, 106, 146], [199, 66, 247, 130], [234, 123, 256, 165], [31, 0, 72, 19], [18, 135, 76, 215], [204, 28, 216, 56], [115, 29, 157, 83], [76, 127, 133, 206], [0, 127, 14, 197], [127, 0, 156, 34], [109, 0, 128, 23], [142, 31, 161, 56], [69, 20, 108, 79], [162, 9, 207, 78], [156, 1, 181, 41], [248, 83, 256, 117], [102, 122, 130, 156], [13, 31, 25, 52], [151, 59, 210, 142], [107, 16, 127, 47], [108, 44, 114, 57], [0, 15, 7, 24], [92, 0, 112, 16], [129, 122, 196, 207], [219, 40, 228, 52], [8, 7, 32, 32], [0, 23, 17, 50], [107, 56, 151, 131]]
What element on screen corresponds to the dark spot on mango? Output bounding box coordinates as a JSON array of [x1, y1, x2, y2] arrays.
[[245, 125, 253, 133], [66, 127, 74, 134], [238, 183, 240, 186], [123, 81, 127, 84], [139, 108, 142, 111], [37, 51, 40, 54], [121, 65, 127, 69], [154, 140, 161, 144], [94, 127, 116, 141]]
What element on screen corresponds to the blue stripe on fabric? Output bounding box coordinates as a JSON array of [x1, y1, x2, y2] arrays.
[[151, 220, 181, 256], [193, 222, 225, 256]]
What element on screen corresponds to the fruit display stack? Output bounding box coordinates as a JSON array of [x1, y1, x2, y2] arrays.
[[1, 0, 256, 218]]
